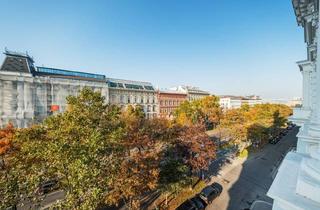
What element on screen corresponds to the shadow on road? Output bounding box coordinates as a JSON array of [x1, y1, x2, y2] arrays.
[[225, 126, 299, 210]]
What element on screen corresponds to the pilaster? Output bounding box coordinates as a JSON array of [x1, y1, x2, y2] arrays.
[[295, 5, 320, 204]]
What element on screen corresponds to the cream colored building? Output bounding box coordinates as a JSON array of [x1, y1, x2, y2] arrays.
[[219, 95, 262, 110], [267, 1, 320, 209], [107, 78, 158, 118]]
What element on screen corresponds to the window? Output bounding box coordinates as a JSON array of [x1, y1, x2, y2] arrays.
[[37, 67, 105, 80], [109, 82, 118, 87], [111, 95, 116, 103], [124, 84, 144, 90], [120, 95, 124, 103], [144, 85, 154, 90]]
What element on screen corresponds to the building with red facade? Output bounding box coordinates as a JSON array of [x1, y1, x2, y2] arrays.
[[157, 90, 187, 119]]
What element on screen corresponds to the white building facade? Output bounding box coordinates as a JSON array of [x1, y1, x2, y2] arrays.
[[107, 78, 158, 119], [219, 95, 262, 110], [267, 1, 320, 209], [219, 96, 242, 110], [0, 51, 108, 128]]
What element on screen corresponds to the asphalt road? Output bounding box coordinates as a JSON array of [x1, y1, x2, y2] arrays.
[[206, 127, 299, 210], [17, 190, 65, 210]]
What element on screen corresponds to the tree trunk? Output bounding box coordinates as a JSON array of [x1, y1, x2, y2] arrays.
[[165, 193, 168, 206]]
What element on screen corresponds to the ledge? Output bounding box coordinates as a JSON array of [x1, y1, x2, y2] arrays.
[[267, 152, 320, 210]]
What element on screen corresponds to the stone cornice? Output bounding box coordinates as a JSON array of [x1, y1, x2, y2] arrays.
[[293, 0, 318, 26], [297, 60, 315, 72]]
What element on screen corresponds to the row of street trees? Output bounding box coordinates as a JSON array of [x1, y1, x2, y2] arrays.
[[0, 91, 292, 209], [219, 104, 292, 148], [174, 96, 292, 149], [0, 88, 216, 210]]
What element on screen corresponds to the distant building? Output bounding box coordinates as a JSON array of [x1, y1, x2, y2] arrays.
[[219, 95, 262, 110], [169, 85, 210, 101], [288, 97, 303, 107], [261, 97, 302, 107], [106, 78, 158, 119], [219, 95, 242, 110], [157, 90, 187, 119], [0, 50, 108, 128]]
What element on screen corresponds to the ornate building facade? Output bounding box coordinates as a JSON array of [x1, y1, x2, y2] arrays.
[[267, 1, 320, 209], [0, 51, 108, 128], [157, 90, 187, 119], [107, 78, 158, 118]]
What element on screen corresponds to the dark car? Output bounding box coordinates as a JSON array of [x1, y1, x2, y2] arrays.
[[199, 182, 223, 204], [190, 196, 207, 210], [211, 182, 223, 194], [269, 136, 280, 144], [176, 196, 207, 210], [38, 179, 59, 194], [280, 130, 288, 136]]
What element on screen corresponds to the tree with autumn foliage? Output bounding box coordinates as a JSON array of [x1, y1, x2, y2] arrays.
[[0, 123, 15, 164], [0, 123, 17, 209], [218, 103, 292, 149], [219, 107, 249, 145], [105, 146, 160, 209], [175, 125, 216, 173], [174, 96, 221, 128], [0, 88, 218, 210], [105, 107, 161, 209], [1, 88, 126, 209]]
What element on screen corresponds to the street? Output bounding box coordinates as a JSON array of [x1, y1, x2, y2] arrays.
[[206, 127, 299, 210]]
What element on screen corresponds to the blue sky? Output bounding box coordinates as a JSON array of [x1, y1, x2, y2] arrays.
[[0, 0, 305, 99]]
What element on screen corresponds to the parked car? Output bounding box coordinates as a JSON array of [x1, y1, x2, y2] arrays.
[[287, 122, 296, 129], [38, 179, 59, 195], [269, 136, 280, 144], [176, 196, 206, 210], [280, 129, 288, 136], [211, 182, 223, 193], [199, 182, 223, 204], [190, 196, 207, 210]]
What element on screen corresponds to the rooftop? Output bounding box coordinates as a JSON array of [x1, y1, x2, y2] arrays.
[[106, 77, 155, 91], [36, 66, 106, 81], [170, 85, 210, 95], [4, 49, 34, 63], [219, 95, 261, 100], [1, 50, 35, 74], [158, 89, 187, 95]]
